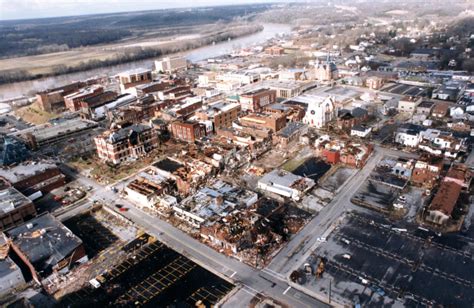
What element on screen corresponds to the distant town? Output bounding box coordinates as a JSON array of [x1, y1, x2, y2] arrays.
[[0, 1, 473, 307]]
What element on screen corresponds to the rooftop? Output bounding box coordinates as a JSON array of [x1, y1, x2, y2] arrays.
[[118, 68, 152, 77], [177, 180, 258, 223], [99, 124, 151, 144], [0, 162, 58, 184], [259, 169, 315, 191], [277, 122, 306, 138], [0, 187, 32, 215], [5, 213, 83, 275], [15, 118, 98, 142]]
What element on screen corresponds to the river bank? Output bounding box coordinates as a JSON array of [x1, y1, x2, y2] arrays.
[[0, 23, 291, 100]]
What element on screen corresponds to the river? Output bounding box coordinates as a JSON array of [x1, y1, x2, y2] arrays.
[[0, 23, 291, 100]]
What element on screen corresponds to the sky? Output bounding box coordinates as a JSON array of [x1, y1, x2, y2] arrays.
[[0, 0, 284, 21]]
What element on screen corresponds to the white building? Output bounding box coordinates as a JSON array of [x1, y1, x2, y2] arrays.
[[154, 56, 187, 73], [257, 169, 315, 201], [301, 96, 336, 128], [351, 125, 372, 138], [395, 126, 422, 147]]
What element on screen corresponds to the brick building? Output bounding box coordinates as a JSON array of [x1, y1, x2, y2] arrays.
[[411, 156, 443, 188], [239, 88, 276, 112], [195, 101, 241, 131], [64, 86, 104, 112], [170, 121, 207, 143], [36, 81, 86, 112], [239, 113, 287, 132], [94, 124, 159, 164], [0, 180, 36, 231]]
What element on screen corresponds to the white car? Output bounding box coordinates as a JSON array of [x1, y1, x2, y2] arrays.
[[317, 237, 327, 242]]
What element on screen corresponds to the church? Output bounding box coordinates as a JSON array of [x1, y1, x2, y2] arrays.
[[302, 96, 336, 128]]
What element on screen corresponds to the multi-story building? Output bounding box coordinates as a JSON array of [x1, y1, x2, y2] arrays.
[[411, 156, 443, 188], [5, 213, 86, 283], [94, 124, 159, 164], [170, 121, 207, 143], [239, 88, 276, 112], [398, 96, 422, 113], [365, 76, 384, 90], [0, 162, 66, 196], [118, 68, 153, 93], [0, 180, 36, 231], [195, 101, 241, 131], [64, 86, 104, 112], [239, 113, 287, 132], [265, 46, 284, 55], [302, 96, 336, 128], [36, 81, 86, 112], [154, 56, 187, 73]]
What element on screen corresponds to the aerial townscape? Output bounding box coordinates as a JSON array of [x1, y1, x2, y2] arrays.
[[0, 0, 474, 307]]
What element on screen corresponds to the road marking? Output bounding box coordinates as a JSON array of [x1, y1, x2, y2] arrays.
[[283, 286, 291, 295], [230, 271, 237, 278]]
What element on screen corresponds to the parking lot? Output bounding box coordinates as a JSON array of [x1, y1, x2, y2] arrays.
[[299, 212, 474, 307], [381, 83, 429, 97], [60, 239, 234, 307]]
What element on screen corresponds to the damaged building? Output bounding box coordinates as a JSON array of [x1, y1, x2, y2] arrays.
[[125, 167, 176, 212], [4, 213, 86, 283], [94, 123, 159, 164], [257, 169, 315, 201], [174, 180, 258, 228]]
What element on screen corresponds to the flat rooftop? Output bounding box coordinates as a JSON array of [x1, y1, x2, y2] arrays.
[[15, 118, 98, 142], [0, 187, 32, 215], [0, 162, 57, 183], [5, 213, 83, 275], [153, 158, 185, 174]]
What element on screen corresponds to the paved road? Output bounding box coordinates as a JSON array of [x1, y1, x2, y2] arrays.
[[58, 163, 329, 308], [57, 145, 415, 307]]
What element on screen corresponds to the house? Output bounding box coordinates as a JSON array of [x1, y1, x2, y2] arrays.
[[394, 124, 423, 147], [257, 169, 315, 201], [411, 156, 443, 188], [425, 181, 462, 226], [431, 102, 450, 118], [415, 100, 435, 115], [398, 96, 422, 113], [351, 124, 372, 138]]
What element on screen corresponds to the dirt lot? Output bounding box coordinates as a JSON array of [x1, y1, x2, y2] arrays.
[[14, 102, 59, 124]]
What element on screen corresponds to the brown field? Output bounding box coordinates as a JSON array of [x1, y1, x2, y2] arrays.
[[0, 23, 257, 76], [14, 102, 59, 124]]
